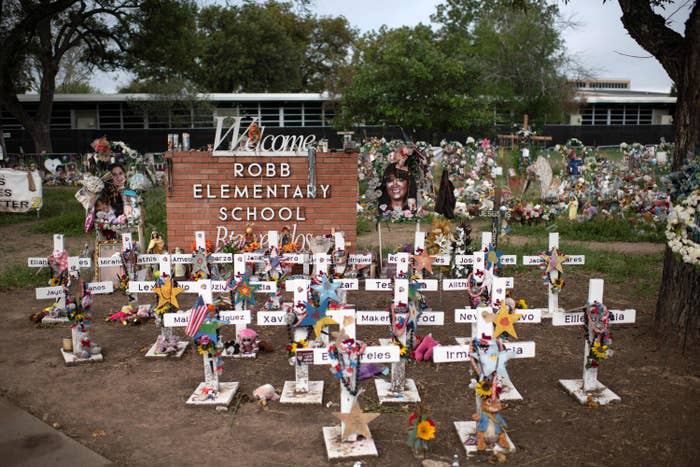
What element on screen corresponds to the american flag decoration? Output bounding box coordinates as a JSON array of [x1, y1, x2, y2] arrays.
[[185, 296, 208, 337]]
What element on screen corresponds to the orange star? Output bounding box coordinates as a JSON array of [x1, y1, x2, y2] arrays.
[[413, 249, 433, 274], [492, 302, 523, 339]]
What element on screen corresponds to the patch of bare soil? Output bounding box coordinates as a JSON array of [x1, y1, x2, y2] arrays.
[[0, 224, 696, 466]]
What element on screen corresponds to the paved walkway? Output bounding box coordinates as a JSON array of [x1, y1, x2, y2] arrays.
[[0, 397, 111, 467]]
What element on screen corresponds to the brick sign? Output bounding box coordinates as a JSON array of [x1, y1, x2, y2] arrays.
[[165, 151, 357, 251]]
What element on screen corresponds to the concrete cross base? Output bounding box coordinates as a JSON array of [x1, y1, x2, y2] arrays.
[[186, 382, 239, 406], [61, 349, 103, 366], [280, 381, 324, 405], [374, 378, 421, 404], [454, 421, 516, 457], [322, 425, 378, 460], [145, 340, 189, 358], [559, 379, 621, 405]]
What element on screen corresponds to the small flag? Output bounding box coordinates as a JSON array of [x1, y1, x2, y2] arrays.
[[185, 296, 208, 337]]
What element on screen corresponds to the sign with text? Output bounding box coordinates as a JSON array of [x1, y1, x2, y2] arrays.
[[0, 169, 42, 213], [166, 151, 357, 253]]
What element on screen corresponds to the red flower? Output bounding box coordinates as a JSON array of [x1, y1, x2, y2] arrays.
[[408, 412, 418, 425]]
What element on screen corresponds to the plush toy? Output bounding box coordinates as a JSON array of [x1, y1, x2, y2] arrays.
[[253, 384, 280, 407], [472, 397, 509, 451], [236, 328, 259, 355], [413, 334, 438, 361]]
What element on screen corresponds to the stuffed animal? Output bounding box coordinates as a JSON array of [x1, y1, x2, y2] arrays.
[[472, 397, 509, 451], [235, 328, 259, 355], [413, 334, 438, 361]]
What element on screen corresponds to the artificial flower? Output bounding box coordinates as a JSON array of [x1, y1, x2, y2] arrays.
[[416, 420, 436, 441]]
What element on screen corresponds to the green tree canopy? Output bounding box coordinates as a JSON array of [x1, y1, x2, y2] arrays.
[[340, 24, 492, 136], [432, 0, 575, 125], [121, 0, 355, 93]]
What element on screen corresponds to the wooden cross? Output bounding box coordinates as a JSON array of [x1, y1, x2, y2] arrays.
[[553, 278, 636, 405]]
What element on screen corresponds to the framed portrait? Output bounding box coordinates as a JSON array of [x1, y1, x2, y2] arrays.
[[95, 240, 122, 287]]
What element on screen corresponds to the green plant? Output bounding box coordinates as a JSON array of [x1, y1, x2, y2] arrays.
[[356, 216, 373, 235], [0, 265, 48, 289]]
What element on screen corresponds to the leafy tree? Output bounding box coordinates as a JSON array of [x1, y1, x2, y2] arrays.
[[122, 0, 200, 84], [340, 25, 491, 138], [122, 1, 355, 94], [197, 2, 305, 92], [0, 0, 135, 152], [610, 0, 699, 347], [432, 0, 575, 125]]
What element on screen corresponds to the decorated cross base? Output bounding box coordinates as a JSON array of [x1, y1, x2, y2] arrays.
[[280, 328, 324, 405], [278, 280, 325, 404], [61, 324, 104, 366], [60, 283, 105, 366], [554, 278, 636, 405], [453, 421, 516, 457], [184, 280, 240, 407], [316, 315, 397, 459]]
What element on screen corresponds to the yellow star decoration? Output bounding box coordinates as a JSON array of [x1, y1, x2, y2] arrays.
[[333, 399, 380, 441], [413, 249, 434, 274], [492, 303, 523, 339], [313, 316, 338, 339], [540, 248, 567, 275], [153, 278, 184, 313]]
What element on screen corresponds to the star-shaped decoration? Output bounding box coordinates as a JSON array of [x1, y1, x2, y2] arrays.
[[299, 299, 330, 328], [192, 252, 209, 278], [474, 340, 516, 383], [492, 303, 523, 339], [412, 249, 433, 274], [540, 248, 567, 275], [333, 399, 380, 441], [231, 275, 259, 307], [195, 318, 226, 344], [484, 244, 503, 270], [153, 277, 184, 313], [311, 275, 342, 304]]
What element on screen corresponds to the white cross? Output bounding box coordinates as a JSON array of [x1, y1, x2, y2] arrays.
[[553, 278, 636, 405], [522, 232, 586, 317], [29, 234, 103, 321]]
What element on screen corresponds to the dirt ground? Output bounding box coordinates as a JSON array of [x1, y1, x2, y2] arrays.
[[0, 222, 698, 467]]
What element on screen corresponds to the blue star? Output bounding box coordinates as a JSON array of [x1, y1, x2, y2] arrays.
[[471, 340, 516, 383], [311, 275, 342, 304], [298, 298, 329, 328]]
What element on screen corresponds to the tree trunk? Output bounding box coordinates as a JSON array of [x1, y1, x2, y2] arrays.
[[30, 121, 53, 154], [654, 37, 700, 349]]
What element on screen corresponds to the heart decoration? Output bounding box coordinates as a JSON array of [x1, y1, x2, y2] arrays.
[[44, 158, 62, 175]]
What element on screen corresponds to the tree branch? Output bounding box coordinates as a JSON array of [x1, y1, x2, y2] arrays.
[[617, 0, 686, 80]]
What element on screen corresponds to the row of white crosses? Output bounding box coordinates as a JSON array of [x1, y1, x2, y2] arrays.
[[28, 234, 112, 364], [30, 234, 111, 325]]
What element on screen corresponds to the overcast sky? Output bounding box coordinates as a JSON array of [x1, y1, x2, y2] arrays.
[[92, 0, 692, 93]]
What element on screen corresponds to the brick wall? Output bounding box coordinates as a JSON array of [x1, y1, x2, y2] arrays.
[[165, 151, 357, 251]]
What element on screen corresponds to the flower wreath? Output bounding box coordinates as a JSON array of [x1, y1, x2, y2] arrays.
[[665, 188, 700, 266]]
